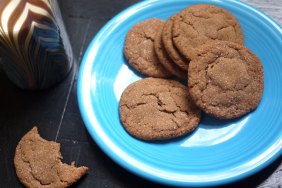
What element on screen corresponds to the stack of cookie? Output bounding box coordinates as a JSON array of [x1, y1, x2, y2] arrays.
[[121, 4, 264, 141]]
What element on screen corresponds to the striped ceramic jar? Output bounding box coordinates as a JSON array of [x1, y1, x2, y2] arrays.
[[0, 0, 73, 89]]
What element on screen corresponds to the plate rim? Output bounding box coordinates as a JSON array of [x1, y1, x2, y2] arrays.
[[77, 0, 282, 186]]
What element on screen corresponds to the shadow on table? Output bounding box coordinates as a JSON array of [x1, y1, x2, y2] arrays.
[[0, 66, 74, 119]]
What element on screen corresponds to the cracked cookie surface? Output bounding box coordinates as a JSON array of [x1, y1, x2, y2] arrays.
[[14, 127, 88, 188], [173, 4, 244, 61], [124, 18, 171, 78], [188, 41, 264, 119], [119, 77, 201, 140]]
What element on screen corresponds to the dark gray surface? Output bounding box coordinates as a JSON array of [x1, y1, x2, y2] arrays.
[[0, 0, 281, 187]]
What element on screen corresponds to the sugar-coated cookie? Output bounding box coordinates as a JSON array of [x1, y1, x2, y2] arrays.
[[173, 4, 244, 61], [188, 41, 263, 119], [124, 18, 172, 78], [119, 77, 201, 140]]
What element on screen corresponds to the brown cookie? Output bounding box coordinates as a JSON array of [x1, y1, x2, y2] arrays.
[[14, 127, 88, 188], [162, 16, 188, 71], [188, 41, 263, 119], [124, 18, 172, 78], [119, 77, 201, 140], [173, 4, 244, 61], [154, 26, 187, 79]]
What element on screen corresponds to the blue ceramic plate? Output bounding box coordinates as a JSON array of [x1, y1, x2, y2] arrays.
[[78, 0, 282, 186]]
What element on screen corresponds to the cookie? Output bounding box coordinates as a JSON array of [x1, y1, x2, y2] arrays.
[[119, 77, 201, 140], [162, 16, 188, 71], [124, 18, 172, 78], [188, 41, 263, 119], [173, 4, 244, 61], [154, 26, 187, 79], [14, 127, 88, 188]]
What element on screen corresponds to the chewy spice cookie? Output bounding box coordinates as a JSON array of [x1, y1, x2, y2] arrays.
[[188, 41, 264, 119], [124, 18, 172, 78], [119, 78, 201, 140], [172, 4, 244, 61], [14, 127, 88, 188]]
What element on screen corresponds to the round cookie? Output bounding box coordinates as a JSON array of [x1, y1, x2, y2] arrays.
[[119, 77, 201, 140], [14, 127, 88, 188], [188, 41, 264, 119], [162, 16, 188, 71], [154, 26, 187, 79], [173, 4, 244, 61], [124, 18, 172, 78]]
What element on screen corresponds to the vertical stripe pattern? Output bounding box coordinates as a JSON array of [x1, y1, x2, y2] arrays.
[[0, 0, 73, 89]]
